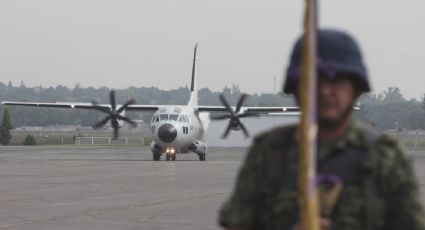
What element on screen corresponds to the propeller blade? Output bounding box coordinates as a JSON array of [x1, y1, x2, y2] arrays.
[[110, 90, 116, 111], [215, 94, 253, 139], [113, 127, 119, 140], [117, 115, 138, 128], [222, 123, 232, 139], [235, 94, 247, 113], [91, 91, 138, 140], [111, 119, 119, 129], [93, 116, 111, 129], [219, 94, 232, 111], [117, 98, 136, 113], [110, 119, 120, 140], [239, 121, 250, 138], [210, 114, 231, 120]]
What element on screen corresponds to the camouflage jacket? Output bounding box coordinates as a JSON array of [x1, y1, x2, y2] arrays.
[[219, 119, 425, 230]]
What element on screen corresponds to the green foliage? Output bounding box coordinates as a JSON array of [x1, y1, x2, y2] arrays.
[[381, 87, 404, 103], [1, 82, 424, 131], [0, 108, 12, 145], [23, 134, 37, 145], [358, 87, 425, 130]]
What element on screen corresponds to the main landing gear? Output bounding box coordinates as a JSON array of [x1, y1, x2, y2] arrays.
[[153, 153, 161, 161]]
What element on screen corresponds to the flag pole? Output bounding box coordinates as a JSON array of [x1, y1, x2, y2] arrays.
[[298, 0, 320, 229]]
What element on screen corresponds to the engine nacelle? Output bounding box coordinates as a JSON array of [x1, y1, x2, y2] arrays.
[[150, 141, 163, 155], [188, 140, 207, 155]]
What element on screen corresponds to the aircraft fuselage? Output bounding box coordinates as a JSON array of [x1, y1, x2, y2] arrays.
[[149, 106, 207, 160]]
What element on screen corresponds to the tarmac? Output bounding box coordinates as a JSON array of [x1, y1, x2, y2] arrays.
[[0, 146, 245, 230], [1, 146, 425, 230]]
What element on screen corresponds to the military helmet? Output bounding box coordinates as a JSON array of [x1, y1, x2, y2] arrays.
[[283, 29, 370, 94]]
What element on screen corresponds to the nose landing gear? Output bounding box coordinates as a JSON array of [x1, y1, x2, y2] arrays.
[[165, 154, 176, 161], [165, 147, 177, 161]]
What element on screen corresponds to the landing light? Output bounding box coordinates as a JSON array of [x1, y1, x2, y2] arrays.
[[166, 147, 176, 155]]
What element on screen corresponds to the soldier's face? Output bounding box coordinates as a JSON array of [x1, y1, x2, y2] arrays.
[[317, 74, 357, 126]]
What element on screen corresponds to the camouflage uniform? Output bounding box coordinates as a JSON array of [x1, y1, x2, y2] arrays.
[[219, 119, 425, 230]]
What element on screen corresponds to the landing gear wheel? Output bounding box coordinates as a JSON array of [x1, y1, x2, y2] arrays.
[[171, 155, 176, 161], [153, 153, 161, 161], [199, 153, 206, 161], [165, 155, 171, 161]]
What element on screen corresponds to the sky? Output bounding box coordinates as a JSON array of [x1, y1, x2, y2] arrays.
[[0, 0, 424, 100]]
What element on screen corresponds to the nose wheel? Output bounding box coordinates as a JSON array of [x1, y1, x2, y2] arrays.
[[198, 153, 206, 161], [165, 154, 176, 161]]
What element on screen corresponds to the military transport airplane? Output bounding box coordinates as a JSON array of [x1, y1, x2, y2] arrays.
[[2, 44, 299, 161]]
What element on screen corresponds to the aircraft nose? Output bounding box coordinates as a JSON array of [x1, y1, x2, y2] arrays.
[[158, 124, 177, 143]]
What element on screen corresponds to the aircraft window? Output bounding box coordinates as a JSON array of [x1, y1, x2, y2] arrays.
[[183, 126, 189, 134], [160, 114, 168, 121], [169, 114, 178, 121], [156, 116, 159, 122]]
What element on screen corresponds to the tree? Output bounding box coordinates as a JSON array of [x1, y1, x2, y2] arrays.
[[23, 134, 36, 145], [0, 108, 12, 145], [422, 94, 425, 109], [381, 87, 404, 103]]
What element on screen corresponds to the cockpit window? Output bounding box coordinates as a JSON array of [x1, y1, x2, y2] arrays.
[[169, 114, 178, 121], [159, 114, 168, 121], [156, 116, 159, 122]]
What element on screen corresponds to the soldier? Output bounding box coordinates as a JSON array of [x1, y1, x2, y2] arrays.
[[218, 29, 425, 230]]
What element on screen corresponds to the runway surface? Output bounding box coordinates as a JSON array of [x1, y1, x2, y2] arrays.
[[0, 146, 245, 230], [1, 146, 425, 230]]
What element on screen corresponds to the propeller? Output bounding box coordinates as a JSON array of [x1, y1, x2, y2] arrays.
[[91, 90, 137, 139], [211, 94, 258, 139]]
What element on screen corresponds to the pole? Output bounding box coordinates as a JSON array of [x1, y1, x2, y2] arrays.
[[298, 0, 320, 229]]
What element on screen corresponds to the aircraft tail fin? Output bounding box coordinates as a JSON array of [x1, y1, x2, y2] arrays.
[[188, 43, 198, 107]]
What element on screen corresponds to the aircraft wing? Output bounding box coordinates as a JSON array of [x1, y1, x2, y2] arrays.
[[124, 105, 160, 111], [1, 101, 161, 112], [196, 105, 360, 114], [1, 101, 98, 109], [196, 105, 300, 115], [2, 101, 302, 114], [243, 106, 300, 114]]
